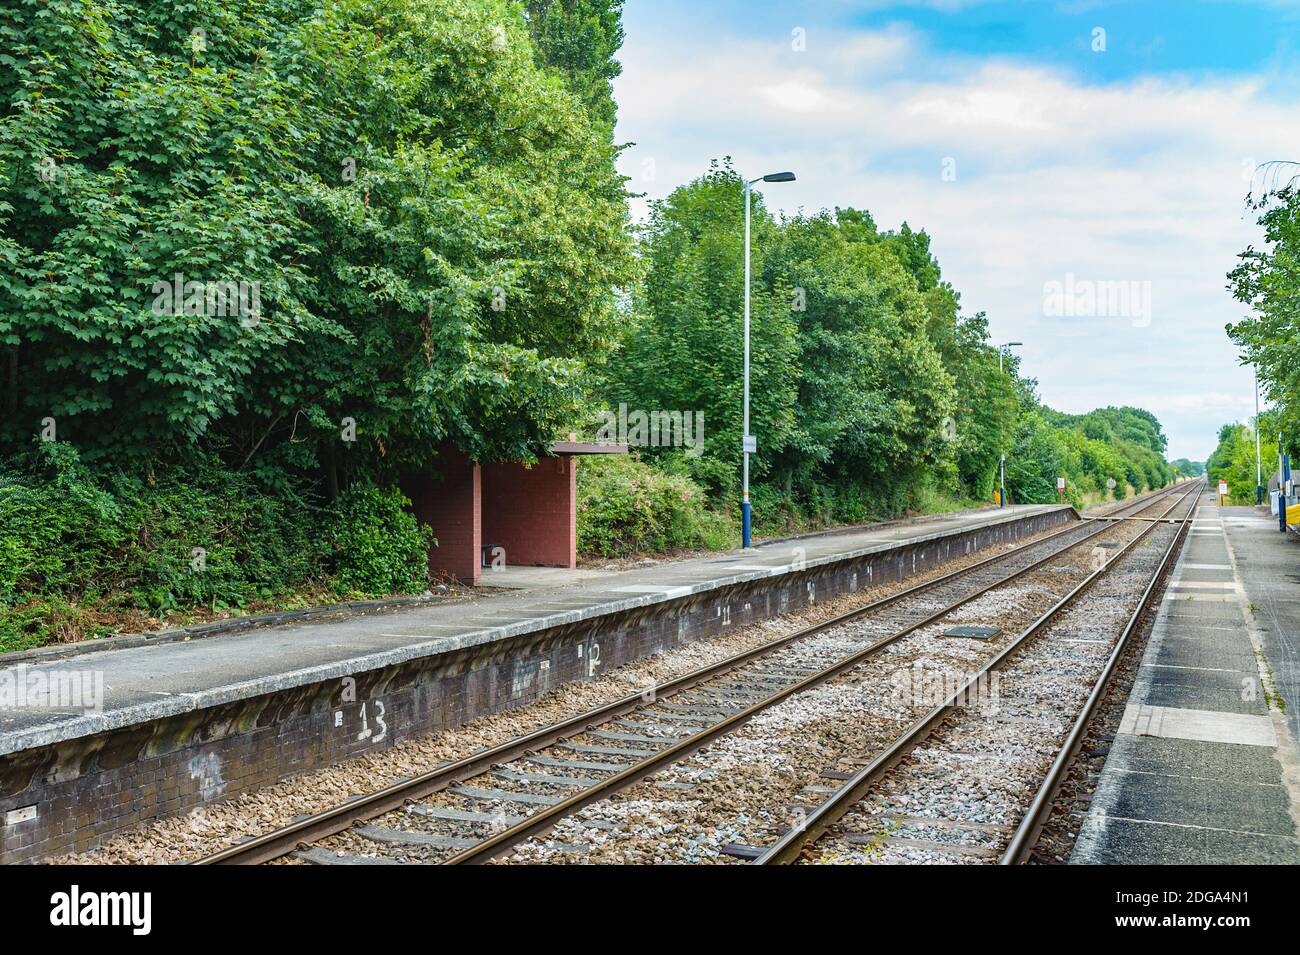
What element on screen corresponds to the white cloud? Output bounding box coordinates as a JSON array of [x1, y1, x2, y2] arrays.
[[613, 24, 1298, 462], [759, 80, 826, 111]]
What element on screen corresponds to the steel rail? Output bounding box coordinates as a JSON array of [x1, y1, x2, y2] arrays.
[[442, 484, 1190, 865], [753, 480, 1200, 865], [195, 483, 1181, 865], [998, 478, 1202, 864]]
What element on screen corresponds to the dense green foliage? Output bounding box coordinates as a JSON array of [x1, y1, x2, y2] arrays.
[[576, 455, 731, 557], [1206, 419, 1274, 504], [1005, 404, 1173, 506], [0, 0, 634, 473], [604, 164, 1170, 527], [0, 442, 336, 650], [0, 444, 440, 650], [0, 0, 635, 646], [1229, 187, 1300, 456], [1170, 458, 1205, 477], [524, 0, 624, 134], [608, 164, 800, 498], [327, 485, 434, 597]]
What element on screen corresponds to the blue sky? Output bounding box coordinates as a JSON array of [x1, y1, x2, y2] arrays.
[[613, 0, 1300, 461]]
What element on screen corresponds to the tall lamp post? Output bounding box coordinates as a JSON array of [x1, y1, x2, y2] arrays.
[[1255, 365, 1264, 506], [742, 170, 796, 548], [997, 341, 1023, 507]]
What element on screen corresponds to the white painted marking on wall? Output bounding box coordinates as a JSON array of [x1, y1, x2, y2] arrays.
[[188, 752, 227, 801], [4, 805, 36, 825]]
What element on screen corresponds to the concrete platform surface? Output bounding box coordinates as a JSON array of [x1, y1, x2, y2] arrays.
[[0, 503, 1069, 756], [1072, 495, 1300, 864]]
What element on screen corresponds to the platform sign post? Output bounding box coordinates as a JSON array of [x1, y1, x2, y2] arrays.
[[1056, 477, 1065, 496], [1218, 479, 1228, 506]]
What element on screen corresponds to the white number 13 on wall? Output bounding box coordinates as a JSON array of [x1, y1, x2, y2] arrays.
[[356, 700, 388, 744]]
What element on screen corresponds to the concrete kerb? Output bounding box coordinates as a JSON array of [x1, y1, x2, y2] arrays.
[[0, 592, 459, 667]]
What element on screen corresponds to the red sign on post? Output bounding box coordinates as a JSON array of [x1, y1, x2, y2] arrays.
[[1056, 477, 1065, 493], [1218, 480, 1228, 497]]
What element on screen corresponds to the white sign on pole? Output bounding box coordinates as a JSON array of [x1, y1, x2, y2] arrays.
[[742, 435, 757, 454], [1218, 480, 1228, 496], [1106, 477, 1116, 490], [1056, 477, 1065, 492]]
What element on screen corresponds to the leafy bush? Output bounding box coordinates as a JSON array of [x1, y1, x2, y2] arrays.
[[0, 443, 336, 645], [0, 443, 443, 648], [327, 485, 434, 597], [1207, 419, 1276, 504], [577, 456, 732, 557]]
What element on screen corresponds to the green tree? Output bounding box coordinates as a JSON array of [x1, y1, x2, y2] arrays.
[[1207, 418, 1275, 504], [0, 0, 636, 476], [1005, 407, 1074, 505], [524, 0, 625, 135], [762, 209, 953, 514], [1228, 186, 1300, 456], [609, 161, 799, 495]]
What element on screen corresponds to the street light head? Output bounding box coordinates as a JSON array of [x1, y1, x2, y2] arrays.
[[1005, 341, 1023, 348], [762, 171, 796, 183]]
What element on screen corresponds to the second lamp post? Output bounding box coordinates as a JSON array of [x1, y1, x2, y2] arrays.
[[998, 341, 1022, 507]]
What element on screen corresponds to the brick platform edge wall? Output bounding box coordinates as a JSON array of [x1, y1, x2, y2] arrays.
[[0, 508, 1072, 862]]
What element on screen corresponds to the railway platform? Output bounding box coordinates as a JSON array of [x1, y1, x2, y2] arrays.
[[1072, 494, 1300, 864], [1, 501, 1073, 861]]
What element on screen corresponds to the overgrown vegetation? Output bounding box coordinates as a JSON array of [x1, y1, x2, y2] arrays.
[[0, 444, 443, 651], [0, 0, 634, 470], [1206, 418, 1276, 504], [1005, 405, 1174, 507], [576, 455, 731, 557], [0, 1, 1175, 650], [327, 485, 435, 597], [599, 164, 1171, 528], [1229, 183, 1300, 458], [0, 0, 632, 646]]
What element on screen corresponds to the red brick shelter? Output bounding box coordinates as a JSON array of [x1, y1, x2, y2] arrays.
[[402, 441, 625, 585]]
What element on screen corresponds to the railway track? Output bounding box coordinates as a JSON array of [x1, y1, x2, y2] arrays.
[[757, 479, 1201, 865], [196, 482, 1197, 865]]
